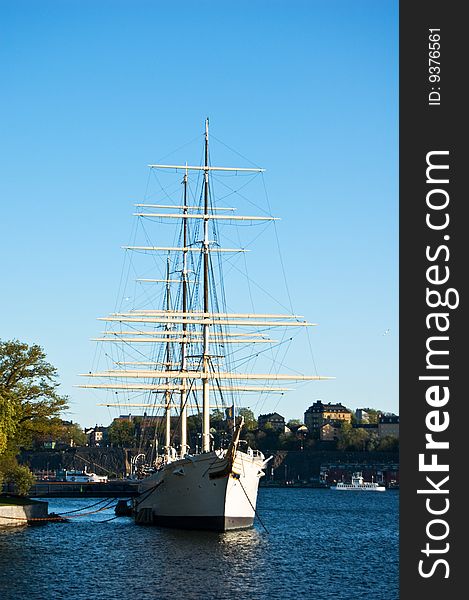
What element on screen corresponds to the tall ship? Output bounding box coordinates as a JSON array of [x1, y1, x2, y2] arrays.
[[80, 120, 331, 530]]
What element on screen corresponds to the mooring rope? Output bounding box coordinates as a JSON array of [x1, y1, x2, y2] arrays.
[[57, 497, 114, 515], [238, 478, 269, 534], [0, 498, 118, 522]]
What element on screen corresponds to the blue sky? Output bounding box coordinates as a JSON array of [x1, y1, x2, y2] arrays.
[[1, 1, 398, 428]]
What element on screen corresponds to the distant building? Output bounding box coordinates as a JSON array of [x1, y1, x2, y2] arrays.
[[258, 412, 286, 433], [355, 408, 370, 423], [304, 401, 352, 433], [378, 414, 399, 439], [288, 423, 308, 435], [114, 413, 163, 425], [86, 425, 108, 447], [319, 422, 341, 442]]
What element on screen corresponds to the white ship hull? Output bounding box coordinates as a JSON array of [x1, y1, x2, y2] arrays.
[[134, 449, 265, 531]]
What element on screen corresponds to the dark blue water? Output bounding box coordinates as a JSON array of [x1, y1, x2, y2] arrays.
[[0, 489, 398, 599]]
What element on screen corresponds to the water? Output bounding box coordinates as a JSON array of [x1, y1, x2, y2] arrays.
[[0, 488, 398, 600]]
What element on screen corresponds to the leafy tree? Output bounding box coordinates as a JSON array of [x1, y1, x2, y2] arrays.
[[278, 431, 298, 450], [253, 428, 280, 453], [366, 431, 380, 452], [107, 419, 136, 447], [1, 340, 69, 489], [377, 435, 399, 452], [303, 436, 317, 450], [239, 408, 257, 431], [287, 419, 302, 429], [187, 414, 201, 432], [29, 419, 87, 448], [337, 422, 370, 451], [0, 393, 16, 455], [0, 339, 69, 454], [244, 430, 257, 449], [55, 421, 87, 447], [4, 464, 35, 496], [210, 409, 226, 432]]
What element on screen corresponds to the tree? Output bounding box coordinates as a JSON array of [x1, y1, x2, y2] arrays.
[[0, 339, 69, 457], [377, 435, 399, 452], [210, 409, 226, 432], [28, 418, 87, 448], [337, 422, 370, 451], [278, 431, 298, 450], [0, 393, 16, 455], [107, 419, 136, 447], [59, 421, 87, 447], [1, 339, 69, 491], [239, 408, 257, 431], [3, 464, 35, 496]]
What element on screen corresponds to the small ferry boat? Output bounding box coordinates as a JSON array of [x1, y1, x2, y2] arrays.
[[64, 469, 108, 483], [330, 472, 386, 492]]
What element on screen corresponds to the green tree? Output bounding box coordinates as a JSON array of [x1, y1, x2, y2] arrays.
[[278, 431, 297, 450], [239, 408, 257, 431], [0, 393, 16, 455], [1, 340, 69, 488], [56, 421, 87, 447], [3, 464, 35, 496], [210, 409, 226, 432], [107, 419, 136, 447], [29, 418, 87, 448], [0, 339, 69, 454], [254, 428, 280, 453], [377, 435, 399, 452], [337, 422, 370, 451]]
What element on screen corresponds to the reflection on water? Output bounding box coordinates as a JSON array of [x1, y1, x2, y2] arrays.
[[0, 489, 398, 600]]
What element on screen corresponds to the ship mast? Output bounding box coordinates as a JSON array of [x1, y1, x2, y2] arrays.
[[179, 165, 189, 457], [164, 256, 172, 460], [79, 123, 334, 443], [202, 118, 211, 453]]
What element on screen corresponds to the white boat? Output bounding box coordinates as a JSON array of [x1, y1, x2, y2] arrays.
[[80, 120, 331, 531], [330, 472, 386, 492], [64, 469, 108, 483]]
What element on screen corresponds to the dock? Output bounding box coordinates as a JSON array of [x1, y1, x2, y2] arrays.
[[28, 480, 139, 498]]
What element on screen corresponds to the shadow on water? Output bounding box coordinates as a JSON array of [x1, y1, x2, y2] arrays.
[[0, 489, 398, 600]]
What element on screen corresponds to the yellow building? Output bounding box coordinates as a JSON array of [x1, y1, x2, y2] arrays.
[[304, 401, 352, 433]]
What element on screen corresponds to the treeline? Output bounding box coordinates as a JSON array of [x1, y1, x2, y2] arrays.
[[242, 421, 398, 454], [105, 408, 398, 454]]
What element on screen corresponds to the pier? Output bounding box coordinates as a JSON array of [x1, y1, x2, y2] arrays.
[[26, 480, 139, 498]]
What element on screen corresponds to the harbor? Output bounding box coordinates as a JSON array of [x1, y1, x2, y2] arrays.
[[1, 2, 400, 598], [0, 488, 398, 599]]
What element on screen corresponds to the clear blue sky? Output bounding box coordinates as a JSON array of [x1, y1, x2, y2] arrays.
[[1, 0, 398, 428]]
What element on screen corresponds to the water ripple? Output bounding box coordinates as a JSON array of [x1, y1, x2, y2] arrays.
[[0, 489, 398, 600]]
